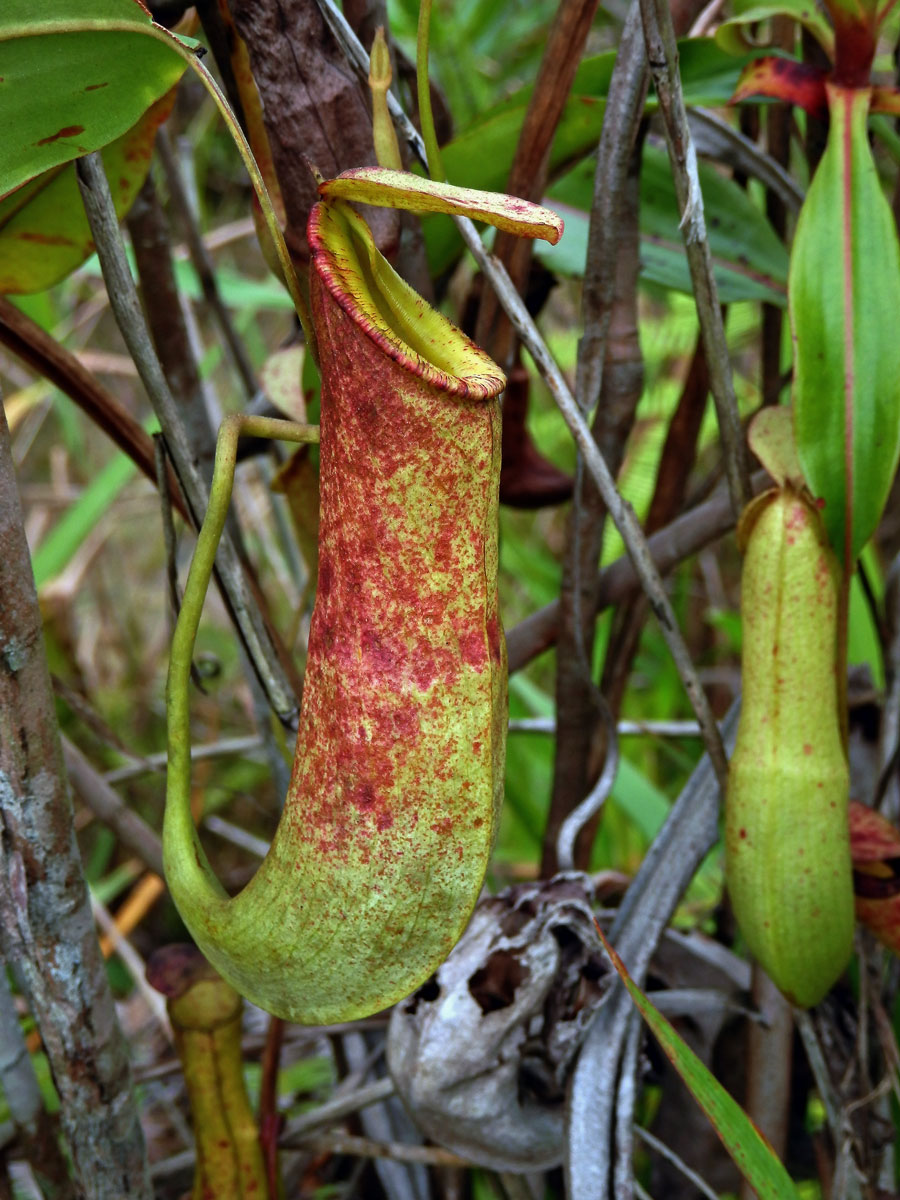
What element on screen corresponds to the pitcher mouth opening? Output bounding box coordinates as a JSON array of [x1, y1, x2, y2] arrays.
[[308, 199, 505, 402]]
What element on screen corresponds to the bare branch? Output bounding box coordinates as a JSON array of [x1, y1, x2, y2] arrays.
[[576, 0, 648, 412], [155, 127, 259, 400], [566, 701, 739, 1199], [457, 222, 730, 790], [505, 469, 769, 672], [62, 738, 164, 878], [638, 0, 751, 515], [75, 151, 300, 727], [0, 296, 188, 521], [280, 1076, 397, 1143], [634, 1125, 720, 1200], [0, 403, 151, 1198], [294, 1131, 468, 1167]]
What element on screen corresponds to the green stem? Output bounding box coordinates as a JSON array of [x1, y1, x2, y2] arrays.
[[166, 416, 319, 896], [416, 0, 446, 182]]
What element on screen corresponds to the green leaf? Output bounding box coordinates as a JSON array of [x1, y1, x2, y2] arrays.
[[0, 0, 190, 196], [0, 90, 175, 293], [791, 84, 900, 566], [596, 924, 800, 1199], [419, 40, 757, 275], [612, 756, 670, 840], [539, 145, 789, 304]]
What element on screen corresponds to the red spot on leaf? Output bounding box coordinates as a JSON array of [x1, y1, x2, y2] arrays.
[[84, 82, 109, 91], [36, 124, 85, 146], [15, 231, 76, 246]]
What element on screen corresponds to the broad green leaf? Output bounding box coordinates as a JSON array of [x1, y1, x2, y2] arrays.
[[639, 147, 788, 302], [596, 925, 800, 1199], [612, 757, 722, 914], [539, 146, 789, 304], [792, 84, 900, 566], [500, 727, 553, 858], [676, 37, 771, 105], [0, 0, 191, 196], [612, 756, 670, 840], [504, 39, 758, 121], [0, 90, 175, 294]]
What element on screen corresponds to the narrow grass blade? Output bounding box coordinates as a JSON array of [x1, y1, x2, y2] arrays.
[[595, 923, 799, 1199]]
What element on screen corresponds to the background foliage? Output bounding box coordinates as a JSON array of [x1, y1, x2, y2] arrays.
[[2, 0, 900, 1196]]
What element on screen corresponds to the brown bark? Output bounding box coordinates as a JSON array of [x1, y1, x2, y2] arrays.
[[0, 403, 151, 1197], [127, 173, 216, 479], [542, 138, 644, 876], [541, 0, 713, 875], [228, 0, 399, 265], [599, 336, 711, 718], [473, 0, 597, 510], [474, 0, 600, 366]]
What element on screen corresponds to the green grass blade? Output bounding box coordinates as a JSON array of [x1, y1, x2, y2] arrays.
[[32, 450, 137, 588], [595, 924, 799, 1199]]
